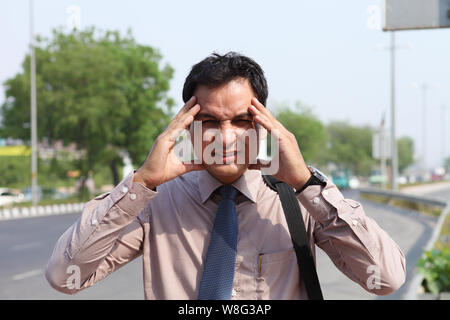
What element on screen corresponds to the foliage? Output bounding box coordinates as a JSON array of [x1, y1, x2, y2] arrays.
[[0, 154, 116, 191], [274, 102, 327, 166], [397, 136, 414, 174], [417, 247, 450, 295], [0, 27, 174, 188], [444, 157, 450, 172], [325, 121, 375, 176]]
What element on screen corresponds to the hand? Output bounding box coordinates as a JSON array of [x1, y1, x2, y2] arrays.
[[248, 97, 311, 189], [133, 96, 205, 189]]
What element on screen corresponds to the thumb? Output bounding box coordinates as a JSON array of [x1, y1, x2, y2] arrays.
[[183, 161, 206, 173]]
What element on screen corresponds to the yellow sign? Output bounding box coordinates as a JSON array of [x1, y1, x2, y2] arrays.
[[0, 146, 32, 156], [67, 170, 81, 178]]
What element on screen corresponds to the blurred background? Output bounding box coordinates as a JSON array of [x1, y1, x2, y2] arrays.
[[0, 0, 449, 300]]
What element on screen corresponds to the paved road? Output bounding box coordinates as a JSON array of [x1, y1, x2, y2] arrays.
[[401, 182, 450, 202], [0, 190, 439, 300], [0, 213, 143, 299], [316, 190, 437, 300]]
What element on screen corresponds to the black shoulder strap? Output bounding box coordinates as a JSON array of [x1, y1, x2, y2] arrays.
[[262, 175, 324, 300]]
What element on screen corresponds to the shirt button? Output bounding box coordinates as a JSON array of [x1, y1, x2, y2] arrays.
[[313, 197, 320, 204], [352, 219, 358, 226], [129, 193, 137, 200], [91, 219, 98, 226], [323, 190, 328, 196], [122, 186, 129, 193], [231, 289, 237, 297]]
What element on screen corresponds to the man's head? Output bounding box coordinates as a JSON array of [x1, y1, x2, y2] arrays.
[[183, 52, 269, 184]]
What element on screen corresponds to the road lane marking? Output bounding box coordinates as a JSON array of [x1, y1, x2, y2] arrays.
[[12, 268, 43, 281]]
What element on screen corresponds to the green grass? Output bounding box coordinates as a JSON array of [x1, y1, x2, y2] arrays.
[[399, 179, 450, 190], [435, 213, 450, 251], [360, 193, 443, 217]]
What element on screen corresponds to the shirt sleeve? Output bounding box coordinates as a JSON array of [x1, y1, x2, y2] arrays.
[[297, 180, 406, 296], [45, 171, 157, 294]]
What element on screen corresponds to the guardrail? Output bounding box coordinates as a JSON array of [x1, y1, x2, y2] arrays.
[[357, 187, 448, 208], [0, 202, 85, 221]]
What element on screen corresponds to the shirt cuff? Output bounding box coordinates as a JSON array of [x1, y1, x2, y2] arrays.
[[296, 180, 345, 222], [110, 171, 158, 217]]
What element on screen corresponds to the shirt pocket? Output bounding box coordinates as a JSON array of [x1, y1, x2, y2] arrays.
[[255, 248, 300, 299]]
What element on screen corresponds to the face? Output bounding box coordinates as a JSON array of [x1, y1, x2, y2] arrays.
[[191, 78, 261, 184]]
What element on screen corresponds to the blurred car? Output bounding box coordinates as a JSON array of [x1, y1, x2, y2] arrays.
[[397, 176, 408, 185], [42, 187, 68, 200], [21, 186, 43, 202], [369, 170, 388, 186], [0, 188, 25, 207], [21, 186, 68, 201], [348, 176, 360, 189], [332, 169, 350, 189]]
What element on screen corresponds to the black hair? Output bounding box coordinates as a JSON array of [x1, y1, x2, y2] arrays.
[[182, 52, 268, 105]]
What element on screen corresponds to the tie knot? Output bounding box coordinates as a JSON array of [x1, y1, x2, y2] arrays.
[[219, 185, 237, 200]]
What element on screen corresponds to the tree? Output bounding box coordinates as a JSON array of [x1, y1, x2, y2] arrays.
[[274, 102, 327, 166], [397, 136, 414, 174], [0, 27, 174, 190], [444, 157, 450, 172], [325, 121, 375, 176]]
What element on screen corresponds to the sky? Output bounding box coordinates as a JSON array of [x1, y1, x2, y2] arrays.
[[1, 0, 449, 170]]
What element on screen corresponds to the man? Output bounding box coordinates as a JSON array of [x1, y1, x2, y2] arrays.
[[46, 52, 406, 299]]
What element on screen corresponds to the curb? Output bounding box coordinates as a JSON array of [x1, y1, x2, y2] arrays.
[[0, 202, 85, 221], [403, 202, 450, 300]]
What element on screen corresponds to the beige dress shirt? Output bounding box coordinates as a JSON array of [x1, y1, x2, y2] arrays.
[[46, 169, 406, 299]]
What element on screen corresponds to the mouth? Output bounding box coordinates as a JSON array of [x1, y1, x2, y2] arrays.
[[213, 151, 239, 163]]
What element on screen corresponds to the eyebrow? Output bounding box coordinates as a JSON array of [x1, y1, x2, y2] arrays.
[[195, 112, 253, 120]]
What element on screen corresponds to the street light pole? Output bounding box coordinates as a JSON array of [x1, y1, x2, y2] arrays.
[[390, 31, 398, 191], [421, 84, 428, 178], [442, 104, 447, 167], [29, 0, 38, 206]]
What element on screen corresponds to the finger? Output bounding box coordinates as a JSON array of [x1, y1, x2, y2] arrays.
[[167, 103, 200, 131], [251, 97, 273, 118], [186, 103, 201, 117], [183, 162, 205, 173], [176, 96, 197, 118], [250, 109, 276, 133], [167, 105, 201, 141]]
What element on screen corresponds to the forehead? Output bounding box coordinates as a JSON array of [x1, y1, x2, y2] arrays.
[[194, 78, 255, 118]]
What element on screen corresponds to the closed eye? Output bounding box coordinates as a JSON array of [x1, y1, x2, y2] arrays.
[[233, 119, 253, 126], [202, 120, 219, 124]]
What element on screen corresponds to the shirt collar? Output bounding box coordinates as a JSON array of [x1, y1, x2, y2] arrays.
[[197, 169, 262, 204]]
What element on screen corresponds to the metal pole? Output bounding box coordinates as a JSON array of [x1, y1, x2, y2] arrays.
[[390, 31, 398, 191], [442, 105, 447, 167], [30, 0, 38, 206], [422, 84, 427, 179], [381, 130, 387, 189]]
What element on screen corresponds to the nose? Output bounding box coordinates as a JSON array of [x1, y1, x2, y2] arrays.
[[220, 124, 237, 150]]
